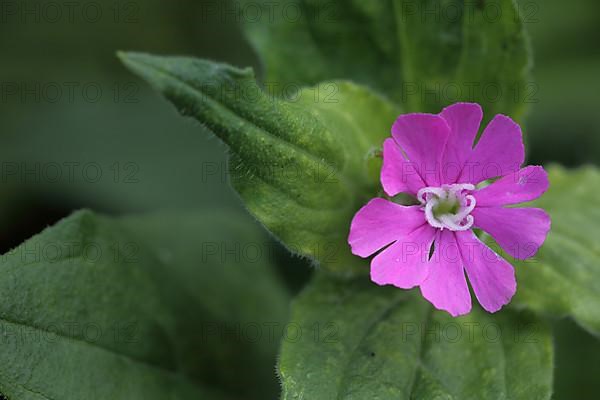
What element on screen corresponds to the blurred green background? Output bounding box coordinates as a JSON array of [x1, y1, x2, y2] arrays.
[[0, 0, 599, 398]]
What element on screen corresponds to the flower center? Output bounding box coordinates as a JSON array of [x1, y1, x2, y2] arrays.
[[416, 184, 476, 231]]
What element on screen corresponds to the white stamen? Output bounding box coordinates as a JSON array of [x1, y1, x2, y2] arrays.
[[417, 187, 447, 204], [453, 195, 476, 221], [439, 214, 474, 231], [424, 198, 445, 229], [449, 183, 475, 193], [418, 183, 477, 231]]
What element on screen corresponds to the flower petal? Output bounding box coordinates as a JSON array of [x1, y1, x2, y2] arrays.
[[370, 224, 436, 289], [439, 102, 483, 183], [391, 113, 450, 187], [474, 166, 549, 207], [455, 230, 516, 313], [348, 199, 425, 258], [458, 114, 525, 184], [381, 138, 427, 196], [420, 230, 472, 317], [471, 207, 551, 260]]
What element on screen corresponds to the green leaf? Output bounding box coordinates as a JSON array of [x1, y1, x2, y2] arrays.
[[241, 0, 532, 121], [240, 0, 402, 104], [507, 166, 600, 337], [279, 273, 553, 400], [119, 52, 399, 275], [0, 210, 289, 399]]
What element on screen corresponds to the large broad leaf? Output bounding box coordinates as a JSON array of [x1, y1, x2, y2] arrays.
[[119, 52, 399, 275], [240, 0, 532, 121], [0, 210, 289, 399], [279, 273, 553, 400], [506, 166, 600, 337]]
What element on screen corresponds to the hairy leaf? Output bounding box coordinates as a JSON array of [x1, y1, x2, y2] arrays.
[[0, 210, 288, 399], [279, 274, 553, 400], [508, 166, 600, 337], [119, 52, 399, 275], [241, 0, 532, 121]]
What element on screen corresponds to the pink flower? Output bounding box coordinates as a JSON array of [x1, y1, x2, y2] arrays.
[[348, 103, 551, 316]]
